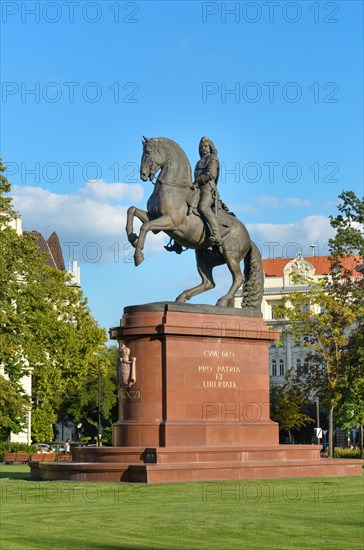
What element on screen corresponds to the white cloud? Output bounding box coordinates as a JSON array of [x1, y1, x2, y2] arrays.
[[247, 215, 335, 258], [83, 179, 143, 201], [285, 197, 312, 207], [12, 181, 167, 263], [12, 182, 336, 267], [233, 196, 312, 214]]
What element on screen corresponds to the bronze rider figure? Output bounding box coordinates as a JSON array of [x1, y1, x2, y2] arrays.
[[192, 137, 222, 247]]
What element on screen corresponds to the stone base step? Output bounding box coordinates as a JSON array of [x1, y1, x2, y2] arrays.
[[127, 459, 363, 483], [30, 461, 130, 482], [72, 445, 322, 465], [143, 445, 322, 463], [32, 458, 363, 483]]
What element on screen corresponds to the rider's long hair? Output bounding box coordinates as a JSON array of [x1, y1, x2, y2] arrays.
[[199, 137, 218, 157]]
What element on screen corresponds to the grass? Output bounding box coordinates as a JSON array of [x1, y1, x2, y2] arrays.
[[1, 465, 363, 550]]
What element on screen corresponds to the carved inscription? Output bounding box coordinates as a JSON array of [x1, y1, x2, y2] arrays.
[[120, 389, 141, 399], [198, 350, 240, 388], [204, 350, 235, 358]]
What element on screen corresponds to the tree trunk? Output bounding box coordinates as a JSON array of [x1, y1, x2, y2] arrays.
[[328, 405, 334, 459], [360, 424, 364, 459]]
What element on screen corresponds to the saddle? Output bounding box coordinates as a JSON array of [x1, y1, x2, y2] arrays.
[[186, 188, 235, 229]]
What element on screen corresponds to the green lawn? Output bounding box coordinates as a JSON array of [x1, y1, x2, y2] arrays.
[[1, 465, 363, 550]]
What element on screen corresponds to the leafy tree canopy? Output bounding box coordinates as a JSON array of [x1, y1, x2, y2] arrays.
[[274, 191, 364, 457], [0, 160, 109, 441], [270, 384, 314, 442], [0, 375, 29, 440]]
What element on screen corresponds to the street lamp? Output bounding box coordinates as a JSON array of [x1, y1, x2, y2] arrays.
[[97, 355, 102, 447]]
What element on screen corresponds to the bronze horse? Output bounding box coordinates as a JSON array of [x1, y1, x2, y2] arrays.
[[126, 137, 263, 309]]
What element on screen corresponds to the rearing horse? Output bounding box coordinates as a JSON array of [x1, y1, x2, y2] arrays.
[[126, 137, 263, 309]]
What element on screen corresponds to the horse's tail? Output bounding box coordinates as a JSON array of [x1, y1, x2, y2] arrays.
[[241, 242, 264, 310]]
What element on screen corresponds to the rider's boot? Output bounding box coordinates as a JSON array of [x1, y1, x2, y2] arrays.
[[205, 213, 222, 248]]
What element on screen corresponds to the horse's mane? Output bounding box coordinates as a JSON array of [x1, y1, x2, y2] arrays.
[[152, 137, 192, 183]]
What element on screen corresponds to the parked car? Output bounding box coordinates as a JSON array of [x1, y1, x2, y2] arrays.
[[49, 444, 64, 452], [38, 443, 50, 452]]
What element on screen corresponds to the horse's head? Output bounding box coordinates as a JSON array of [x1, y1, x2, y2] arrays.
[[140, 137, 163, 182]]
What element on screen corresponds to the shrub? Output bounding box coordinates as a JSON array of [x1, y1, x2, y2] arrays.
[[334, 447, 361, 459], [0, 442, 38, 461]]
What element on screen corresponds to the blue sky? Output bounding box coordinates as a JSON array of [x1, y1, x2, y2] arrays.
[[1, 0, 363, 333]]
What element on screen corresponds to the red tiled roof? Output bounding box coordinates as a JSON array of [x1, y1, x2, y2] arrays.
[[262, 255, 363, 277], [47, 231, 65, 270], [28, 230, 65, 271]]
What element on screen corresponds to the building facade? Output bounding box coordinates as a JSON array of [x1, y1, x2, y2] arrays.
[[235, 252, 361, 385]]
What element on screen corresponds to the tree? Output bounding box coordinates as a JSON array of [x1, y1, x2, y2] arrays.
[[333, 303, 364, 457], [0, 376, 29, 440], [329, 190, 364, 258], [58, 346, 118, 444], [0, 160, 109, 441], [329, 191, 364, 456], [0, 157, 14, 216], [275, 191, 364, 458], [0, 158, 30, 438], [270, 383, 314, 443]]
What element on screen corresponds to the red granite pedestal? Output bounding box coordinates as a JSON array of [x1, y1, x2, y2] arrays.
[[32, 303, 363, 483]]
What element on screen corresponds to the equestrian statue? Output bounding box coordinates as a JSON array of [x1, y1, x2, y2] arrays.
[[126, 137, 264, 310]]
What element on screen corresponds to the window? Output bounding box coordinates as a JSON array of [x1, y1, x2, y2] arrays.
[[303, 334, 314, 345], [271, 305, 284, 320], [279, 359, 285, 376], [296, 358, 301, 373], [271, 359, 277, 376]]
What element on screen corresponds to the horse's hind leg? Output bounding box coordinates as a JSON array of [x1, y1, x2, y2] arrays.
[[216, 246, 244, 308], [176, 249, 215, 303]]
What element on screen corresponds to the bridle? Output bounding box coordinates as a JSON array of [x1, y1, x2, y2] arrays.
[[145, 140, 189, 188], [144, 143, 161, 183]]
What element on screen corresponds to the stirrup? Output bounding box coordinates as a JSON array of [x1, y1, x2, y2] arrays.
[[164, 239, 184, 255]]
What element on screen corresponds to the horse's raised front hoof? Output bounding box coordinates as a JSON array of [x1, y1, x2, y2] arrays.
[[128, 233, 139, 248], [134, 252, 144, 266]]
